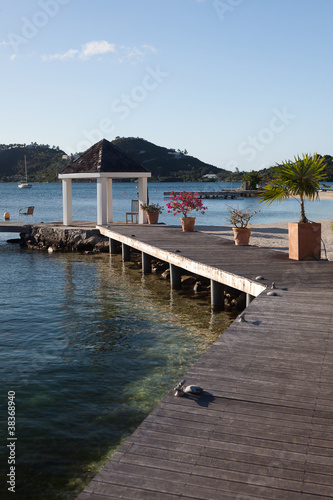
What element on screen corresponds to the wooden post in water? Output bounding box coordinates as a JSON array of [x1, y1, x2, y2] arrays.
[[246, 293, 254, 306], [211, 280, 225, 311], [109, 238, 118, 254], [122, 243, 131, 262], [142, 252, 152, 274], [170, 264, 182, 290]]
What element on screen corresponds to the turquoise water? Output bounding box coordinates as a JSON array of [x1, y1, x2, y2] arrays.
[[0, 182, 332, 499], [0, 182, 238, 500]]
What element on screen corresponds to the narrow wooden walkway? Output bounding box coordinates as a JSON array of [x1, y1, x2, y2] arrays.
[[163, 189, 257, 199], [0, 222, 31, 233], [77, 224, 333, 500]]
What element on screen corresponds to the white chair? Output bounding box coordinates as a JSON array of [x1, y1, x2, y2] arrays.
[[126, 200, 139, 223], [18, 206, 34, 222]]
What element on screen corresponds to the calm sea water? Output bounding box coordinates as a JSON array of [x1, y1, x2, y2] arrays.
[[1, 180, 332, 226], [0, 182, 332, 500]]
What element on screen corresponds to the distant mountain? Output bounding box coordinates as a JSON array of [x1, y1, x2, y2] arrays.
[[0, 139, 229, 183], [112, 137, 230, 181], [0, 143, 68, 182], [1, 140, 332, 183]]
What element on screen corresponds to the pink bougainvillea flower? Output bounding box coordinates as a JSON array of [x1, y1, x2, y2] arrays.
[[166, 191, 207, 218]]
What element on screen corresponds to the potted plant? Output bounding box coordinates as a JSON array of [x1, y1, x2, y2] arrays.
[[166, 191, 207, 231], [227, 205, 260, 245], [258, 153, 326, 260], [140, 203, 164, 224]]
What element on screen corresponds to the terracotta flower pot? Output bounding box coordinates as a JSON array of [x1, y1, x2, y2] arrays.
[[288, 222, 321, 260], [233, 227, 252, 245], [147, 212, 159, 224], [180, 216, 196, 232]]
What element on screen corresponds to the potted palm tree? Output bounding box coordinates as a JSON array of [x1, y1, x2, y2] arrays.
[[258, 153, 327, 260], [140, 203, 164, 224]]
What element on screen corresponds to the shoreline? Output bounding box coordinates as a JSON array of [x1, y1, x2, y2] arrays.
[[318, 191, 333, 199]]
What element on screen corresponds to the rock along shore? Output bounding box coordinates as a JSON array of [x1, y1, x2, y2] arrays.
[[20, 226, 110, 253]]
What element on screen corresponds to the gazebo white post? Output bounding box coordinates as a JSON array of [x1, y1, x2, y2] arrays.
[[138, 177, 148, 224], [97, 177, 107, 225], [106, 178, 113, 223], [62, 178, 73, 226]]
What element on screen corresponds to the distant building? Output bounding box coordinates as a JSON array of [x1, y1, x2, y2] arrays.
[[168, 152, 182, 159], [202, 174, 217, 179], [62, 154, 79, 160]]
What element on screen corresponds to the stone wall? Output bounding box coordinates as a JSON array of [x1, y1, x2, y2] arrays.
[[20, 226, 110, 253]]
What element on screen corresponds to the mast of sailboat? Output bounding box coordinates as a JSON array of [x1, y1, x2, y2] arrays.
[[24, 155, 28, 183]]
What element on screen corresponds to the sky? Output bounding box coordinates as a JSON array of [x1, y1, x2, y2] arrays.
[[1, 0, 333, 172]]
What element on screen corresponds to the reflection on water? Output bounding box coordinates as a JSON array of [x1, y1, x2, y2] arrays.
[[0, 247, 236, 500]]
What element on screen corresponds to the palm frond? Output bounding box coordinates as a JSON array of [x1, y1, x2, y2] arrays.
[[258, 182, 290, 205], [257, 153, 327, 220]]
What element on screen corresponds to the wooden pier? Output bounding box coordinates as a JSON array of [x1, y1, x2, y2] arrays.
[[163, 190, 258, 199], [0, 222, 31, 233], [77, 224, 333, 500]]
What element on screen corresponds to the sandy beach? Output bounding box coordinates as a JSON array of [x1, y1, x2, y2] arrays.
[[199, 218, 333, 261], [318, 191, 333, 200]]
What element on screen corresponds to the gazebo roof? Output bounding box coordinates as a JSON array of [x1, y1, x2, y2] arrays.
[[59, 138, 150, 177]]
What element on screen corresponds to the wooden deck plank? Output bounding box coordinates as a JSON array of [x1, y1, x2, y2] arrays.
[[76, 225, 333, 499]]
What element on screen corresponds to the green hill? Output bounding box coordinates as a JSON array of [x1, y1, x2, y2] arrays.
[[112, 137, 229, 181], [0, 143, 68, 183], [319, 155, 333, 181], [1, 140, 333, 183], [0, 139, 228, 183]]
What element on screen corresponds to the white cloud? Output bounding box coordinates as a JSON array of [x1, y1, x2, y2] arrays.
[[42, 41, 157, 63], [42, 49, 79, 61], [117, 44, 158, 63], [79, 40, 116, 60]]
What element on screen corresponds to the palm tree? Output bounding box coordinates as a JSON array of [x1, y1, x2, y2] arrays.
[[258, 153, 327, 223], [243, 170, 263, 190]]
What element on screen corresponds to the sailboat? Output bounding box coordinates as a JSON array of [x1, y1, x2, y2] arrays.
[[18, 156, 32, 189]]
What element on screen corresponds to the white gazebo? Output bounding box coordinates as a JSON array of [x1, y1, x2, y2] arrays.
[[58, 139, 151, 225]]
